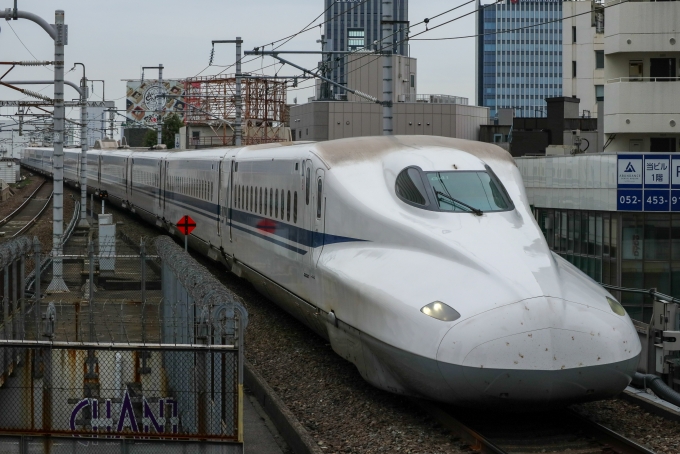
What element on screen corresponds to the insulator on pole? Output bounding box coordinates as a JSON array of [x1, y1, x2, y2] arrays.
[[21, 89, 53, 103], [18, 61, 53, 66]]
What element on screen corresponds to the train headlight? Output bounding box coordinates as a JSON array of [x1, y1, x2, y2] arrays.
[[420, 301, 460, 322], [607, 297, 626, 316]]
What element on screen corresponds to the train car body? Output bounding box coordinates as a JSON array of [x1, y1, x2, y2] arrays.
[[21, 136, 641, 408]]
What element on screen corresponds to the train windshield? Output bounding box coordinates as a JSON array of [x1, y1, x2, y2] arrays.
[[426, 169, 513, 213]]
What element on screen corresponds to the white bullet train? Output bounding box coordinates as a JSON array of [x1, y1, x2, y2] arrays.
[[22, 136, 641, 408]]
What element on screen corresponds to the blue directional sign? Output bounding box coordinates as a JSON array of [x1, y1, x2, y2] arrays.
[[671, 190, 680, 212], [644, 189, 671, 211], [617, 155, 643, 188], [617, 189, 643, 211], [672, 156, 680, 189], [644, 155, 670, 188]]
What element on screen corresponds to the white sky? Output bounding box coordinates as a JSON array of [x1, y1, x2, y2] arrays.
[[0, 0, 477, 134]]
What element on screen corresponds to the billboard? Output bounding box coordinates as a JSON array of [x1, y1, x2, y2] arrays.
[[125, 79, 186, 125]]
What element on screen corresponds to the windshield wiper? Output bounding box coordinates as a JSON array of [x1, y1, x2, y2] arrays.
[[434, 190, 483, 216]]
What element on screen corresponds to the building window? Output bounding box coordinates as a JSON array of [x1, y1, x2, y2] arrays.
[[595, 50, 604, 69], [410, 74, 415, 88], [572, 61, 577, 78], [572, 26, 576, 43], [595, 85, 604, 102], [347, 28, 365, 51]]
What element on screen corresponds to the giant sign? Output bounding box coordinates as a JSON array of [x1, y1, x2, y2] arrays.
[[617, 154, 680, 212], [126, 79, 186, 125]]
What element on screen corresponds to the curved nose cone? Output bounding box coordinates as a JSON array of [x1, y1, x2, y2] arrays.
[[436, 297, 640, 407]]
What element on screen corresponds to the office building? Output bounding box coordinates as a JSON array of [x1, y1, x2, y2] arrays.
[[476, 0, 563, 119], [293, 53, 486, 142], [603, 0, 680, 153], [322, 0, 408, 98]]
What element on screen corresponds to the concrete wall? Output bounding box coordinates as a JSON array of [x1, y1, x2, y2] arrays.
[[516, 154, 618, 211], [603, 0, 680, 151], [347, 54, 417, 103], [290, 102, 489, 142], [562, 1, 604, 118]]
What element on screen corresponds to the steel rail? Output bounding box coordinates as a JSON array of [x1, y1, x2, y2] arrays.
[[0, 179, 47, 227], [24, 200, 80, 292], [11, 190, 53, 238], [412, 399, 656, 454], [568, 409, 656, 454], [409, 399, 507, 454]]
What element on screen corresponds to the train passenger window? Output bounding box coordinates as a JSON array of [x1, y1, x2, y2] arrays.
[[317, 178, 323, 219], [270, 189, 273, 216], [294, 192, 298, 223], [305, 168, 310, 205], [395, 168, 428, 206], [275, 189, 279, 218], [281, 190, 285, 220], [287, 191, 291, 222]]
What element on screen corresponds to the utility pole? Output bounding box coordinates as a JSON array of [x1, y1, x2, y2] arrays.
[[381, 0, 394, 136], [0, 7, 72, 291], [211, 39, 243, 146], [73, 63, 89, 228]]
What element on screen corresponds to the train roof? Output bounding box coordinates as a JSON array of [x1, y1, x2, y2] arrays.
[[311, 136, 515, 168]]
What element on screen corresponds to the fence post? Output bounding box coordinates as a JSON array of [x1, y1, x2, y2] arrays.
[[33, 238, 41, 341], [19, 250, 25, 341]]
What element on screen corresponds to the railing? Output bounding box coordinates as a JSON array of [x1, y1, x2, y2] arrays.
[[399, 94, 469, 105], [607, 77, 680, 83], [0, 235, 247, 451]]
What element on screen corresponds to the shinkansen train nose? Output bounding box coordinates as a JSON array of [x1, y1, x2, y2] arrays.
[[436, 297, 640, 405]]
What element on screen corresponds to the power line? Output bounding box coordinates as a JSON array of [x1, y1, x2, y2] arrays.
[[410, 0, 623, 41]]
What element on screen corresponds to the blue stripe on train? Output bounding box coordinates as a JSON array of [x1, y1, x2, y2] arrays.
[[101, 182, 366, 254]]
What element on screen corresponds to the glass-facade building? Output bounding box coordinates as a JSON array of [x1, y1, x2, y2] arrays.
[[323, 0, 408, 97], [476, 0, 563, 119], [535, 209, 680, 323]]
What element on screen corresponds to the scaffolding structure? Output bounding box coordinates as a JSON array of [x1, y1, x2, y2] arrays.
[[183, 75, 289, 146]]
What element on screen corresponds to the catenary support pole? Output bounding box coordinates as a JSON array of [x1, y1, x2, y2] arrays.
[[157, 64, 163, 146], [73, 63, 89, 228], [235, 38, 242, 146], [211, 39, 244, 145], [47, 10, 68, 293], [381, 0, 393, 136]]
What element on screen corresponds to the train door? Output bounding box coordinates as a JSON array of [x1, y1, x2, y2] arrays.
[[162, 161, 168, 211], [126, 158, 132, 201], [97, 155, 102, 186], [217, 160, 224, 237], [157, 160, 163, 208], [311, 167, 326, 268]]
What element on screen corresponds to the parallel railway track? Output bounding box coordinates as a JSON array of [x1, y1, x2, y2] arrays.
[[413, 400, 656, 454], [0, 180, 53, 239]]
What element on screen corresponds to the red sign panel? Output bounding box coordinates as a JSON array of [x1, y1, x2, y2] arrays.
[[177, 215, 196, 235]]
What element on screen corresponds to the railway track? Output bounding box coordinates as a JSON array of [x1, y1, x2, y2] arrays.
[[0, 180, 53, 239], [414, 400, 656, 454]]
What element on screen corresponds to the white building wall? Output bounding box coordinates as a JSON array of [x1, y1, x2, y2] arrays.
[[604, 0, 680, 152], [562, 1, 604, 118], [516, 154, 618, 211]]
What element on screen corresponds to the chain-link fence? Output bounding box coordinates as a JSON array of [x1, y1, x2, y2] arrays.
[[0, 234, 246, 453]]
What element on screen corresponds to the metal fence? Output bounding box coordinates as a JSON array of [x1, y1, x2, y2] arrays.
[[0, 234, 246, 453]]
